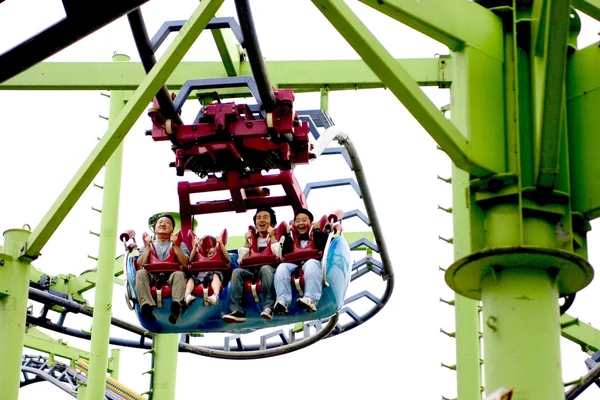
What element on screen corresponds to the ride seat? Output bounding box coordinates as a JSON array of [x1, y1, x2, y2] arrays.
[[187, 229, 230, 301], [138, 231, 186, 274]]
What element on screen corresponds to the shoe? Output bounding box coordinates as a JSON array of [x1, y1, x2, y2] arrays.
[[169, 301, 181, 324], [261, 308, 274, 320], [297, 297, 317, 312], [273, 300, 288, 314], [222, 311, 246, 323], [141, 304, 156, 323], [205, 294, 219, 306], [185, 294, 197, 307]]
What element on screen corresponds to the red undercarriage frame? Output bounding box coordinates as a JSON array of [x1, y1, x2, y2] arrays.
[[147, 89, 311, 232]]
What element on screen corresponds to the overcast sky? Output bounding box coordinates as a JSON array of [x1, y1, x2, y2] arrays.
[[2, 1, 600, 399]]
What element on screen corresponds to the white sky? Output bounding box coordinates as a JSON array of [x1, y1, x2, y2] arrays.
[[2, 0, 600, 399]]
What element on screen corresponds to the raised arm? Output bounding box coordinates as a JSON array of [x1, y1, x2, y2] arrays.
[[217, 234, 230, 262], [171, 232, 190, 266], [135, 235, 154, 268]]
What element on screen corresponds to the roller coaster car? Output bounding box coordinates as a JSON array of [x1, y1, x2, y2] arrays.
[[122, 212, 351, 334], [147, 89, 311, 177]]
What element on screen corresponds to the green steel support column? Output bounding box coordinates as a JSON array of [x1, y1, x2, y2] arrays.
[[0, 228, 31, 400], [25, 0, 224, 259], [320, 87, 329, 112], [86, 53, 130, 400], [452, 165, 482, 400], [573, 0, 600, 20], [481, 268, 562, 399], [152, 334, 180, 400]]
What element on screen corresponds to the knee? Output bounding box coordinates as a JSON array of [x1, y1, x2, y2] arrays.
[[231, 268, 243, 281], [259, 265, 274, 278], [304, 260, 321, 275]]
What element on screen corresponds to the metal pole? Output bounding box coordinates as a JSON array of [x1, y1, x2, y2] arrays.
[[452, 166, 482, 400], [481, 267, 563, 399], [86, 53, 130, 400], [152, 334, 180, 400], [0, 228, 31, 400]]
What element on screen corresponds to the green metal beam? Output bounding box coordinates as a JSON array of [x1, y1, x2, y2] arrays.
[[561, 314, 600, 352], [212, 9, 241, 76], [359, 0, 504, 61], [573, 0, 600, 21], [313, 0, 496, 177], [24, 0, 225, 259], [0, 58, 451, 91], [533, 0, 572, 190], [24, 327, 99, 369]]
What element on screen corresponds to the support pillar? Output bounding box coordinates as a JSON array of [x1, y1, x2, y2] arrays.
[[481, 268, 562, 399], [0, 228, 31, 400], [152, 334, 180, 400], [86, 53, 130, 400]]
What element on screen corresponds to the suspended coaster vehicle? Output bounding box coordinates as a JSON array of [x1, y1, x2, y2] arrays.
[[122, 88, 353, 333]]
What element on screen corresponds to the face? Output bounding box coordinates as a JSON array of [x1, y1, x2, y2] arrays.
[[207, 248, 216, 257], [294, 213, 311, 235], [255, 211, 272, 234], [155, 216, 174, 235]]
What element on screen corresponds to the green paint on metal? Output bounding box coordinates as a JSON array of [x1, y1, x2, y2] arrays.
[[0, 229, 31, 400], [152, 334, 180, 400], [0, 58, 451, 91], [25, 0, 225, 259], [212, 8, 241, 76], [313, 0, 497, 177], [450, 46, 506, 177], [481, 268, 563, 399], [533, 0, 571, 190], [320, 87, 329, 112], [359, 0, 504, 61], [566, 42, 600, 219], [110, 348, 120, 380], [446, 246, 593, 300], [561, 314, 600, 352], [86, 54, 130, 400], [24, 327, 89, 366], [573, 0, 600, 21], [451, 165, 482, 400]]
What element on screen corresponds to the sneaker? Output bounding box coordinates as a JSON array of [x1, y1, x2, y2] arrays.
[[205, 294, 219, 306], [169, 301, 181, 324], [141, 304, 156, 323], [185, 293, 197, 307], [273, 300, 288, 314], [261, 308, 274, 320], [222, 311, 246, 323], [297, 297, 317, 312]]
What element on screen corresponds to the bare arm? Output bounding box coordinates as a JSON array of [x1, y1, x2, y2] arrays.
[[218, 235, 230, 262], [171, 232, 190, 265]]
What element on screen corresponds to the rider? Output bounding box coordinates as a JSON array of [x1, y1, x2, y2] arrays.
[[135, 213, 190, 324], [222, 206, 281, 323], [273, 208, 328, 314]]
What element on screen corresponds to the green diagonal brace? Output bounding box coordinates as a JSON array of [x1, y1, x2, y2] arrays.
[[533, 0, 571, 190], [573, 0, 600, 21], [312, 0, 495, 177], [25, 0, 225, 258], [212, 9, 241, 76], [359, 0, 504, 61]]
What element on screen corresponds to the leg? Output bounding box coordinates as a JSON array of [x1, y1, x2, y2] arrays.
[[134, 269, 156, 307], [185, 277, 195, 295], [228, 268, 253, 313], [211, 273, 222, 295], [167, 271, 186, 324], [259, 265, 276, 311], [134, 269, 156, 323], [274, 262, 298, 305], [223, 268, 253, 323], [297, 259, 322, 312]]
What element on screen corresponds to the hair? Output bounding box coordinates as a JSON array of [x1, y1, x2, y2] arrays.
[[153, 213, 176, 229], [294, 208, 314, 222], [253, 206, 277, 226]]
